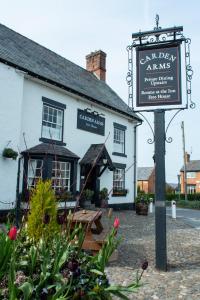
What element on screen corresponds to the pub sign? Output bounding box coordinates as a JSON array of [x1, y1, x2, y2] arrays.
[[136, 43, 182, 107], [77, 109, 105, 136]]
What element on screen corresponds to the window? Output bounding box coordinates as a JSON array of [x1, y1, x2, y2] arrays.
[[42, 105, 63, 141], [27, 159, 43, 188], [187, 172, 196, 179], [51, 161, 71, 191], [113, 128, 125, 153], [187, 184, 196, 194], [113, 123, 126, 156], [113, 168, 125, 191]]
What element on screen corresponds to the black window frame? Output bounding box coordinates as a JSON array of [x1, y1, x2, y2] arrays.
[[112, 163, 127, 197], [39, 97, 66, 146], [112, 122, 127, 157]]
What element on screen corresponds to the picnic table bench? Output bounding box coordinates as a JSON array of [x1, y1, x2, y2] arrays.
[[68, 209, 105, 253]]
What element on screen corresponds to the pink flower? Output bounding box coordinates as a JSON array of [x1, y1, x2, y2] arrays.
[[8, 226, 17, 240], [113, 217, 120, 229]]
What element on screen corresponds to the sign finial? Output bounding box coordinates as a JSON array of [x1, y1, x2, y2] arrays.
[[155, 14, 160, 30]]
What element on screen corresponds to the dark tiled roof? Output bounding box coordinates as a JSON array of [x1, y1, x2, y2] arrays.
[[180, 160, 200, 172], [0, 23, 141, 121], [80, 144, 113, 170], [137, 167, 154, 180], [21, 143, 79, 159]]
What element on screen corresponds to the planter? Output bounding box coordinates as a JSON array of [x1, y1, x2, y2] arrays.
[[2, 148, 18, 160], [135, 203, 148, 215]]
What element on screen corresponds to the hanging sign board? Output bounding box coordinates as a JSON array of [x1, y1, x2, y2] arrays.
[[77, 109, 105, 136], [136, 43, 182, 107]]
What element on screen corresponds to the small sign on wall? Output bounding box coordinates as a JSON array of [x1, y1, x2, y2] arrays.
[[77, 109, 105, 136], [136, 43, 182, 107]]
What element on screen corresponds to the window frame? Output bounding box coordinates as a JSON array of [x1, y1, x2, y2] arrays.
[[187, 172, 196, 179], [40, 97, 66, 146], [112, 163, 127, 197], [112, 122, 127, 157]]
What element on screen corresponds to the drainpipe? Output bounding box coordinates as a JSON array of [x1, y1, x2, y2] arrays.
[[133, 122, 142, 205], [15, 156, 21, 228]]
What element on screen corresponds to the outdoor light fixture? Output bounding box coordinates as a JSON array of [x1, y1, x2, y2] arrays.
[[103, 158, 108, 165]]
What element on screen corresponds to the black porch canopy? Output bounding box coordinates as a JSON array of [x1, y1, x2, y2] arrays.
[[80, 144, 114, 171]]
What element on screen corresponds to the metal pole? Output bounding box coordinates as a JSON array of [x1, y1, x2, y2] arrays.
[[154, 110, 167, 271], [181, 121, 187, 201]]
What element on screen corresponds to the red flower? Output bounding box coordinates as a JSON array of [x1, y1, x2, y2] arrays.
[[113, 217, 120, 229], [8, 226, 17, 240]]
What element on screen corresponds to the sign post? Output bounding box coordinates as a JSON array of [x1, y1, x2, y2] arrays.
[[154, 110, 167, 270], [127, 15, 195, 271]]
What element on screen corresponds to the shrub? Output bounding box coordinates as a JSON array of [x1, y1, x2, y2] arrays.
[[27, 180, 59, 242]]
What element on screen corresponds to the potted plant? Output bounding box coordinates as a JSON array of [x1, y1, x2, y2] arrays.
[[82, 189, 94, 209], [99, 187, 109, 208], [135, 193, 149, 215], [2, 148, 18, 160]]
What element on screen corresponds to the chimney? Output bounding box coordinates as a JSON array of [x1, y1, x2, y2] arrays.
[[86, 50, 106, 81], [185, 152, 190, 163]]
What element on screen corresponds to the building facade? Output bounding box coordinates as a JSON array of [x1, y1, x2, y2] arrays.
[[0, 24, 141, 212], [180, 153, 200, 194], [137, 167, 155, 194]]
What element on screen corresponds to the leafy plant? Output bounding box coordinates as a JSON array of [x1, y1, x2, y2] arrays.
[[27, 180, 59, 242], [99, 188, 108, 200], [2, 148, 18, 160], [83, 189, 94, 200]]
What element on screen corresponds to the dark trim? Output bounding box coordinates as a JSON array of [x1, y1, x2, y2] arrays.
[[39, 138, 66, 146], [113, 162, 126, 169], [108, 202, 135, 210], [42, 97, 66, 109], [112, 152, 127, 158], [113, 122, 127, 130], [112, 192, 127, 197], [0, 57, 142, 122]]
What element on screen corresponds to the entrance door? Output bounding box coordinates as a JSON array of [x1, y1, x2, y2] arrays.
[[80, 165, 100, 207]]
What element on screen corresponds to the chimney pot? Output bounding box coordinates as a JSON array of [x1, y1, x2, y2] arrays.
[[86, 50, 106, 81]]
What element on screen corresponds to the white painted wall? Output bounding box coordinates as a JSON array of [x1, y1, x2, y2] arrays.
[[0, 63, 24, 210], [0, 63, 138, 209]]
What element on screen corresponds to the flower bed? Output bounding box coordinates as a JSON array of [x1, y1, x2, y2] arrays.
[[0, 181, 147, 299]]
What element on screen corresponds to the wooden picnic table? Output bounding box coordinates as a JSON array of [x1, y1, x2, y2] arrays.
[[68, 209, 104, 253]]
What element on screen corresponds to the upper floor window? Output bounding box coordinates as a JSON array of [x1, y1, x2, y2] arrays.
[[113, 123, 127, 156], [41, 97, 66, 143], [187, 172, 196, 179]]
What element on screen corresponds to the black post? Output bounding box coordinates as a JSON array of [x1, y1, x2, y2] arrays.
[[154, 110, 167, 271]]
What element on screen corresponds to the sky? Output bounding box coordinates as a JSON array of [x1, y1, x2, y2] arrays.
[[0, 0, 199, 183]]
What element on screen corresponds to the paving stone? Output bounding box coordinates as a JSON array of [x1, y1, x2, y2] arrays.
[[101, 210, 200, 299]]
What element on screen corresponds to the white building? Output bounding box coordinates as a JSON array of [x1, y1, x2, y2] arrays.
[[0, 24, 141, 212]]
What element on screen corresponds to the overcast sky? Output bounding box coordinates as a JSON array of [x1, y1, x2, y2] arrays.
[[0, 0, 199, 182]]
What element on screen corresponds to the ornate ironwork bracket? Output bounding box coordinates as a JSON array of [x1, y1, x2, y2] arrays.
[[137, 112, 155, 144], [165, 108, 184, 143]]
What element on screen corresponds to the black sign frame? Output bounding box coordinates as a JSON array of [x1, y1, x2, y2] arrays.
[[77, 109, 105, 136], [136, 42, 182, 108]]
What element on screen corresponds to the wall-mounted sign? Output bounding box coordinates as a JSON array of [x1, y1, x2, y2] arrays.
[[136, 43, 182, 107], [77, 109, 105, 136]]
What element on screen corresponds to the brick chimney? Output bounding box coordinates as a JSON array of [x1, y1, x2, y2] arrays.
[[185, 152, 190, 163], [86, 50, 106, 81]]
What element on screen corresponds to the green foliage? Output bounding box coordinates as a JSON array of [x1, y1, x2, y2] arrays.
[[135, 193, 150, 204], [83, 189, 94, 200], [27, 180, 59, 242], [2, 148, 18, 160], [0, 233, 14, 280], [176, 200, 200, 210], [99, 188, 108, 200]]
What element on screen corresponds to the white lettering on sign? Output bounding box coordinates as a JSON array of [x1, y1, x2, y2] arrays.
[[140, 52, 177, 64], [79, 114, 103, 126]]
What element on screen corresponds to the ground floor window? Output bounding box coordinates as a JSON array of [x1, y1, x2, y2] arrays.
[[187, 184, 196, 194], [113, 168, 125, 191], [27, 159, 71, 192], [27, 159, 43, 188], [52, 161, 71, 191]]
